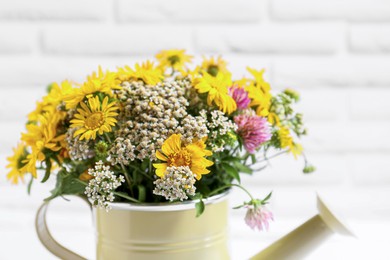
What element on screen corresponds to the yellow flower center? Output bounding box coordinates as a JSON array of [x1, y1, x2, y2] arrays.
[[167, 150, 191, 167], [85, 112, 104, 129]]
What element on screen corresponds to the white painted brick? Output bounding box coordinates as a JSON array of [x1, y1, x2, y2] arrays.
[[350, 25, 390, 52], [117, 0, 263, 23], [196, 24, 341, 54], [271, 0, 390, 22], [0, 0, 109, 21], [347, 88, 390, 121], [274, 58, 390, 87], [305, 122, 390, 152], [0, 57, 148, 87], [0, 88, 46, 122], [296, 89, 347, 122], [347, 154, 390, 185], [0, 122, 26, 154], [0, 25, 36, 54], [43, 26, 193, 55]]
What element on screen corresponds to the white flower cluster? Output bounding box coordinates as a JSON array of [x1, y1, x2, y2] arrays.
[[84, 161, 125, 211], [200, 110, 238, 152], [176, 114, 209, 144], [66, 128, 94, 160], [110, 80, 208, 164], [153, 166, 196, 201]]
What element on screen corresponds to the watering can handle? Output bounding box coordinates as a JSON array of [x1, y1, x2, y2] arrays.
[[35, 200, 88, 260]]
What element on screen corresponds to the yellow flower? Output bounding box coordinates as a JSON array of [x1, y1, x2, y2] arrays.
[[194, 72, 237, 114], [153, 134, 213, 180], [116, 61, 164, 86], [64, 67, 121, 109], [247, 67, 271, 94], [70, 96, 119, 140], [246, 67, 272, 117], [201, 56, 229, 76], [268, 112, 281, 126], [28, 81, 72, 122], [278, 126, 302, 159], [6, 143, 29, 184], [28, 100, 55, 123], [21, 148, 40, 178], [155, 49, 193, 72], [22, 111, 66, 155], [234, 77, 251, 88]]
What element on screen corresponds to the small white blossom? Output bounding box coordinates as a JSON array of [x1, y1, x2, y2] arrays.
[[84, 161, 125, 211], [153, 166, 196, 201]]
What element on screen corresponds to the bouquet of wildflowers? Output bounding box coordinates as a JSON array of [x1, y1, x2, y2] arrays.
[[6, 50, 313, 231]]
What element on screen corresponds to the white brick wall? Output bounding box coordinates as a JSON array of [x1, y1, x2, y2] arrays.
[[1, 0, 389, 259]]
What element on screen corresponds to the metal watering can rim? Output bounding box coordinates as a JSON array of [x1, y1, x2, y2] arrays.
[[103, 190, 231, 212]]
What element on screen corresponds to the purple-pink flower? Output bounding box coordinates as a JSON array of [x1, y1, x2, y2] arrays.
[[229, 86, 251, 110], [245, 204, 273, 231], [234, 115, 271, 154]]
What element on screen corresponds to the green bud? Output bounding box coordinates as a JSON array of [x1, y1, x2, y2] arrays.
[[168, 55, 180, 65], [283, 88, 300, 102], [303, 164, 316, 174], [95, 141, 109, 159], [46, 83, 54, 93], [207, 65, 219, 77]]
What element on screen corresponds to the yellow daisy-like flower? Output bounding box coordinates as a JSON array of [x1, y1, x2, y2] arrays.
[[22, 111, 66, 155], [277, 126, 302, 159], [28, 100, 54, 123], [22, 109, 67, 178], [28, 81, 72, 122], [246, 67, 272, 117], [155, 49, 193, 72], [70, 96, 119, 140], [201, 56, 229, 77], [20, 147, 40, 178], [153, 134, 213, 180], [64, 67, 121, 109], [194, 72, 237, 114], [116, 61, 164, 86], [6, 143, 29, 184]]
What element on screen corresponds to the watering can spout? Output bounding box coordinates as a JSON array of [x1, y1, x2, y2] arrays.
[[250, 195, 354, 260]]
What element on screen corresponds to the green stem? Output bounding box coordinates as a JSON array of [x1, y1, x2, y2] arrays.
[[257, 150, 288, 163], [75, 178, 87, 186], [75, 178, 140, 203], [208, 183, 254, 201], [112, 191, 140, 203], [104, 133, 112, 143], [127, 164, 153, 181], [120, 163, 134, 197]]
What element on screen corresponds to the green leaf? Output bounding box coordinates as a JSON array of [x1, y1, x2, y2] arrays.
[[262, 191, 273, 204], [251, 154, 256, 164], [232, 204, 245, 210], [233, 161, 253, 174], [221, 163, 240, 183], [41, 158, 52, 183], [195, 199, 205, 218], [61, 174, 85, 195]]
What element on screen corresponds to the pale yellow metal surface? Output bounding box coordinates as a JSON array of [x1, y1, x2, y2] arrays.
[[94, 198, 230, 260]]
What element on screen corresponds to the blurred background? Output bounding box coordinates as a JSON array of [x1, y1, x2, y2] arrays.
[[1, 0, 390, 259]]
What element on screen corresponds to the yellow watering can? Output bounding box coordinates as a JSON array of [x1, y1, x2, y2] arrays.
[[35, 193, 353, 260]]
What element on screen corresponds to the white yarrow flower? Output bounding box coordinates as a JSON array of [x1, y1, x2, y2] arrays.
[[153, 166, 196, 201], [84, 161, 125, 211]]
